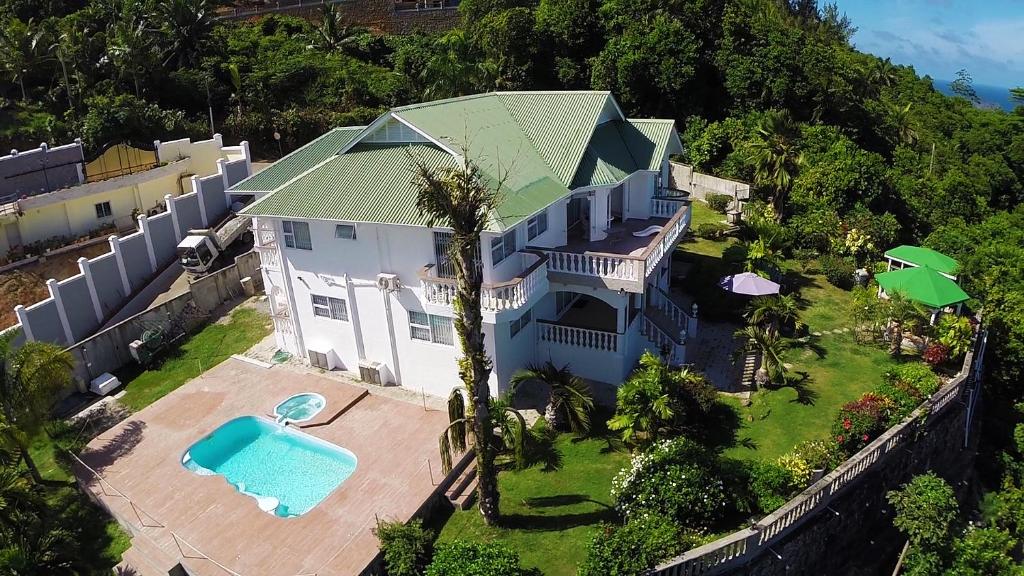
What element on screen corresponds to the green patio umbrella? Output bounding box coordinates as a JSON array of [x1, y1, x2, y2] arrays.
[[884, 245, 959, 276], [875, 266, 970, 309]]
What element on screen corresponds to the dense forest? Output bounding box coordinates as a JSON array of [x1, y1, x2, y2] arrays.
[[1, 0, 1023, 572]]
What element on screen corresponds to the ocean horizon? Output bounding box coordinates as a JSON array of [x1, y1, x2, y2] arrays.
[[935, 80, 1017, 111]]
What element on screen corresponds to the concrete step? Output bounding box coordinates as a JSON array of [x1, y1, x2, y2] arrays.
[[446, 465, 476, 501], [115, 535, 179, 576], [453, 476, 479, 511]]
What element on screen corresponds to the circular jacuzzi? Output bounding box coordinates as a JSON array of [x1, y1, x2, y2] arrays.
[[274, 393, 326, 424]]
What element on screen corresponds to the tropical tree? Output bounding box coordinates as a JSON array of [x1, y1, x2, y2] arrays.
[[421, 30, 495, 100], [746, 109, 803, 221], [890, 102, 917, 147], [508, 361, 594, 435], [157, 0, 216, 68], [308, 5, 365, 54], [883, 292, 926, 357], [107, 12, 156, 97], [1011, 87, 1024, 106], [0, 331, 74, 484], [608, 352, 717, 447], [745, 294, 804, 336], [734, 325, 787, 387], [0, 18, 51, 102], [412, 150, 504, 525], [488, 393, 527, 470]]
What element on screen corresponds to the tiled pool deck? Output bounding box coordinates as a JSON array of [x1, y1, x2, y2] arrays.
[[78, 358, 450, 576]]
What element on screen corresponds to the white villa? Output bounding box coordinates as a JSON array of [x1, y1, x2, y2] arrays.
[[235, 91, 697, 399]]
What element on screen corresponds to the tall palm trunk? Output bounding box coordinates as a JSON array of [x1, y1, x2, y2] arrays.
[[19, 448, 43, 484], [452, 233, 499, 525]]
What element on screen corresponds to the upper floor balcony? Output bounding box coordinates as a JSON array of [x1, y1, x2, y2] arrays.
[[535, 196, 691, 293], [419, 250, 548, 318]]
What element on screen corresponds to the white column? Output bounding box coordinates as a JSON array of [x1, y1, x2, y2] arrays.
[[616, 292, 627, 332], [78, 257, 104, 323], [165, 194, 182, 242], [14, 305, 34, 341], [214, 133, 223, 147], [137, 214, 158, 272], [217, 157, 230, 190], [192, 175, 209, 227], [47, 279, 75, 344], [108, 235, 132, 296], [241, 140, 252, 175], [153, 139, 162, 164], [346, 274, 366, 361]]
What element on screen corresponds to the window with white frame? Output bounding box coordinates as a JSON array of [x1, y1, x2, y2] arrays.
[[282, 220, 312, 250], [510, 307, 532, 338], [527, 210, 548, 240], [95, 201, 112, 219], [409, 311, 454, 345], [311, 294, 348, 321], [490, 229, 517, 266], [334, 223, 356, 240]]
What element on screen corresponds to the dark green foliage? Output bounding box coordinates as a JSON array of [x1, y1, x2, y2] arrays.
[[884, 363, 940, 398], [705, 193, 733, 213], [579, 514, 699, 576], [747, 460, 799, 514], [694, 222, 727, 239], [425, 540, 538, 576], [373, 519, 434, 576], [948, 528, 1019, 576], [818, 254, 855, 289], [888, 473, 959, 550]]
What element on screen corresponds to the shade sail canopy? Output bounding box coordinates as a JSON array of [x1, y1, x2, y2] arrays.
[[875, 266, 970, 309], [718, 272, 780, 296], [884, 245, 959, 276]]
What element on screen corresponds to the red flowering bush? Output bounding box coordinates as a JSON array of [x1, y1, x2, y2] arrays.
[[832, 393, 892, 455], [922, 343, 950, 367]]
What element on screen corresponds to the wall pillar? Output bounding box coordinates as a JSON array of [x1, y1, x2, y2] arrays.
[[14, 305, 34, 342], [241, 140, 252, 175], [47, 279, 75, 345], [108, 235, 133, 296], [78, 257, 104, 323], [165, 194, 182, 242], [137, 214, 159, 272], [213, 133, 223, 147], [688, 303, 699, 340], [153, 139, 162, 164], [217, 157, 230, 190], [616, 291, 627, 332], [192, 175, 209, 227]]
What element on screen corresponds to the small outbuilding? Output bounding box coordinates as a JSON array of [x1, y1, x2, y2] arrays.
[[875, 266, 970, 324], [884, 245, 959, 279]]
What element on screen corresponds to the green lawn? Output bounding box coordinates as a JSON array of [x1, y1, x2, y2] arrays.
[[689, 199, 728, 229], [437, 430, 629, 576], [117, 306, 272, 411]]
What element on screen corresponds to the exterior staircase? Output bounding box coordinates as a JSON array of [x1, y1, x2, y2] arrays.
[[114, 533, 181, 576], [445, 461, 478, 511]]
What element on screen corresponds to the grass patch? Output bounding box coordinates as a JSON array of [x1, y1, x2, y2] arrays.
[[437, 430, 629, 576], [689, 199, 727, 228], [117, 307, 272, 411]]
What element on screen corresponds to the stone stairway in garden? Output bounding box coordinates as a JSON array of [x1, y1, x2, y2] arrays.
[[445, 461, 478, 511]]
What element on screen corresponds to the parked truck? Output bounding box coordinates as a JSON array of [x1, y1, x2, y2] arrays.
[[176, 213, 253, 277]]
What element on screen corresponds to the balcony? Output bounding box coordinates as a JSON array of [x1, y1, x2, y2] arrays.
[[537, 198, 691, 293], [419, 250, 548, 314]]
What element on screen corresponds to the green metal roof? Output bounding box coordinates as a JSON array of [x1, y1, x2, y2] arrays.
[[884, 245, 959, 276], [876, 266, 970, 309], [240, 144, 456, 226], [571, 119, 680, 188], [231, 127, 364, 192]]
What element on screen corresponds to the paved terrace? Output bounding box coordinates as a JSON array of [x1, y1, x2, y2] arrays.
[[77, 357, 449, 576], [558, 216, 671, 257]]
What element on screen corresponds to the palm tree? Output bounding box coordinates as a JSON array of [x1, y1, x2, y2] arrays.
[[890, 102, 917, 147], [0, 459, 40, 535], [508, 362, 594, 435], [884, 292, 926, 358], [0, 18, 51, 102], [745, 294, 804, 336], [411, 149, 505, 526], [107, 12, 155, 97], [0, 331, 74, 485], [746, 109, 803, 222], [421, 30, 496, 100], [607, 352, 675, 447], [438, 388, 527, 479], [227, 62, 243, 117], [488, 393, 527, 470], [157, 0, 216, 68], [308, 5, 365, 54], [735, 325, 787, 387]]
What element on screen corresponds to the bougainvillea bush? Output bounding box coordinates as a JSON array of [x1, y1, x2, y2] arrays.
[[832, 393, 893, 454], [611, 438, 728, 531], [922, 342, 950, 367]]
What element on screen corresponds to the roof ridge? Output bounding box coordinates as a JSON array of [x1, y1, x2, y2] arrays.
[[391, 92, 496, 112]]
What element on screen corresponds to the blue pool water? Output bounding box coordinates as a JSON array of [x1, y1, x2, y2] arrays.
[[182, 416, 357, 517], [274, 392, 326, 423]]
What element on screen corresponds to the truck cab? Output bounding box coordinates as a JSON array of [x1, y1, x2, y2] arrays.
[[177, 234, 218, 274]]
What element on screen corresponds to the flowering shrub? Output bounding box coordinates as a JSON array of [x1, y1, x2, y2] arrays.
[[579, 514, 703, 576], [776, 453, 812, 486], [611, 438, 727, 530], [937, 315, 973, 358], [793, 438, 844, 471], [885, 363, 940, 397], [832, 393, 892, 454], [875, 380, 925, 426], [923, 342, 950, 367], [832, 227, 875, 265]]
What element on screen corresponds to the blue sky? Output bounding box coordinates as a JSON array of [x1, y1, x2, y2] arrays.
[[831, 0, 1024, 87]]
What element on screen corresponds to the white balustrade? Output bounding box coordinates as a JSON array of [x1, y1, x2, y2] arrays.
[[650, 197, 686, 218], [256, 245, 281, 271], [649, 286, 690, 332], [643, 205, 689, 280], [537, 321, 618, 352], [641, 314, 683, 365], [544, 251, 641, 282], [422, 252, 547, 312]]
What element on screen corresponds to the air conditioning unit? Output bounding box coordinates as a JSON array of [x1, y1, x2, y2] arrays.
[[376, 273, 401, 292], [90, 373, 121, 396], [307, 345, 337, 370], [358, 360, 384, 386]]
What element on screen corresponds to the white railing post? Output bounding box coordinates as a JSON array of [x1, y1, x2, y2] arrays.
[[108, 235, 133, 296], [79, 257, 104, 323], [47, 279, 75, 344], [137, 214, 159, 273], [165, 194, 182, 242]]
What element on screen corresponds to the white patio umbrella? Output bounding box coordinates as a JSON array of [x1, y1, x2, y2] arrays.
[[718, 272, 780, 296]]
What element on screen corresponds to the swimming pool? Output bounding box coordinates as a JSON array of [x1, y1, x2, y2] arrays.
[[182, 416, 357, 517], [274, 392, 326, 424]]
